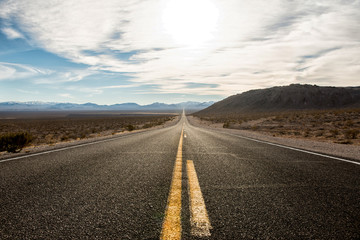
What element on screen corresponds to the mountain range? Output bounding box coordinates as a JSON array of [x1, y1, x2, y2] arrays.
[[0, 101, 214, 112], [4, 84, 360, 114], [196, 84, 360, 115]]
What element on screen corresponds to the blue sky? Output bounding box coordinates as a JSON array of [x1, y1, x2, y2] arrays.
[[0, 0, 359, 104]]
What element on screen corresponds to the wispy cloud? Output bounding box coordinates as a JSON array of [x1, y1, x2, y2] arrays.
[[0, 62, 50, 80], [1, 27, 24, 39], [0, 0, 359, 99], [100, 84, 140, 89], [17, 89, 39, 94], [33, 69, 98, 84], [58, 93, 74, 99]]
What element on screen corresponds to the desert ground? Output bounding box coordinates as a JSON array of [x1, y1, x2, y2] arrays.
[[192, 108, 360, 146], [0, 111, 179, 155]]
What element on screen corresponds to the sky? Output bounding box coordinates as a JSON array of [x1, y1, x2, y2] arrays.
[[0, 0, 359, 105]]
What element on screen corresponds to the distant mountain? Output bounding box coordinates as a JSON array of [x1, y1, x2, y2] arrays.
[[144, 102, 177, 110], [0, 101, 213, 111], [196, 84, 360, 115], [107, 103, 141, 110], [179, 101, 215, 109]]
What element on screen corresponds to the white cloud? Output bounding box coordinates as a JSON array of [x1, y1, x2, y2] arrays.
[[100, 84, 140, 89], [17, 89, 39, 94], [33, 69, 97, 84], [58, 93, 74, 99], [1, 27, 24, 39], [0, 0, 359, 97], [0, 62, 49, 80]]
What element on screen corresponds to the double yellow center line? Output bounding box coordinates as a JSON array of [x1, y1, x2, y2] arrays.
[[160, 126, 211, 239], [160, 127, 184, 239]]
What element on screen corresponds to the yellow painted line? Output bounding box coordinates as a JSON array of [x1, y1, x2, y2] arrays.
[[160, 127, 184, 240], [187, 160, 212, 237]]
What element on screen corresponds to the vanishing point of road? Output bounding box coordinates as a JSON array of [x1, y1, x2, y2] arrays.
[[1, 113, 359, 239]]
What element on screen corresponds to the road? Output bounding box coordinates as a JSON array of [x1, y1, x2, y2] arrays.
[[1, 113, 359, 239]]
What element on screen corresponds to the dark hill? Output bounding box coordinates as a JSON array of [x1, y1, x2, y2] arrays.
[[196, 84, 360, 115]]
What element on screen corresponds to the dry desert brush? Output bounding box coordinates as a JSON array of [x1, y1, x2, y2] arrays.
[[0, 132, 33, 153]]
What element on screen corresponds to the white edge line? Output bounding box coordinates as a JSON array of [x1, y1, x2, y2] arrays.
[[191, 125, 360, 166], [0, 130, 152, 164], [224, 132, 360, 166]]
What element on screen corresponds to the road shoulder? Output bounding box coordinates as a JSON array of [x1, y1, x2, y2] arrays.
[[187, 115, 360, 161]]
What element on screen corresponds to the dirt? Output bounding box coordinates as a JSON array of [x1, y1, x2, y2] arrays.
[[0, 115, 180, 160]]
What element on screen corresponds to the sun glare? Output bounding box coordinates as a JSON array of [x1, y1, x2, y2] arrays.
[[162, 0, 219, 46]]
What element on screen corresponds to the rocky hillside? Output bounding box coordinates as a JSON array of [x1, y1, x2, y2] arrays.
[[196, 84, 360, 115]]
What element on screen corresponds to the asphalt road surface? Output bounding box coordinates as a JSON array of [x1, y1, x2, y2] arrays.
[[1, 113, 359, 239]]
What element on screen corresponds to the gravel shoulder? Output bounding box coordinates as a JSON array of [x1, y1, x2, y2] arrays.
[[187, 115, 360, 161], [0, 115, 180, 160]]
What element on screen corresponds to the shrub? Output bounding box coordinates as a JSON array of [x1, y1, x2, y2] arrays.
[[142, 123, 153, 129], [156, 121, 165, 125], [61, 135, 69, 141], [335, 140, 352, 145], [330, 129, 339, 137], [346, 120, 354, 127], [344, 129, 359, 139], [223, 122, 230, 128], [0, 132, 33, 153], [303, 131, 310, 137], [293, 131, 301, 136], [315, 130, 324, 137], [126, 124, 135, 131]]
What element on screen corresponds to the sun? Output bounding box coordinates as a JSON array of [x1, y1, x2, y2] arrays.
[[162, 0, 219, 46]]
